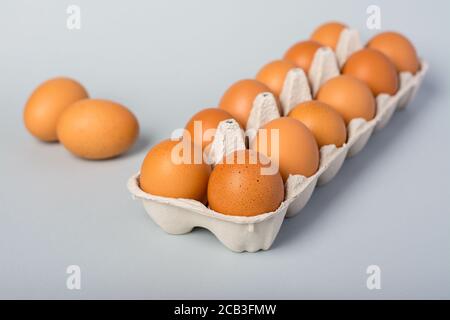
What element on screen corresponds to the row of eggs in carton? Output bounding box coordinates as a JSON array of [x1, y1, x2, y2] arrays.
[[128, 21, 428, 252]]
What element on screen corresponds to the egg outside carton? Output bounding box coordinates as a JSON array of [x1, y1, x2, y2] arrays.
[[127, 29, 428, 252]]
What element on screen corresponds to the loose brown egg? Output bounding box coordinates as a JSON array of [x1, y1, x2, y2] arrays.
[[283, 40, 323, 72], [288, 100, 347, 147], [367, 31, 420, 74], [57, 99, 139, 159], [311, 21, 347, 50], [218, 79, 278, 128], [316, 75, 376, 124], [342, 48, 399, 96], [252, 117, 319, 181], [207, 149, 284, 216], [140, 139, 211, 203], [255, 60, 297, 97], [23, 77, 88, 142], [185, 108, 235, 149]]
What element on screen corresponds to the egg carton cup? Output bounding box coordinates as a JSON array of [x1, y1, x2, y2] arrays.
[[128, 47, 428, 252]]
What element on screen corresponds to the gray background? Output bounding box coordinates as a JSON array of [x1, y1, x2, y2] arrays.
[[1, 0, 449, 299]]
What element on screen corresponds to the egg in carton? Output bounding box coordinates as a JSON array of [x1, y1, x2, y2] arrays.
[[127, 30, 428, 252]]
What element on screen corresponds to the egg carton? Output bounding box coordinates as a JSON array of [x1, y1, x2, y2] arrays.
[[127, 31, 428, 252]]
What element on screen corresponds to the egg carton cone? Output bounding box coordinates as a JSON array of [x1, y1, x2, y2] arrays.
[[335, 28, 363, 68], [206, 119, 247, 165], [309, 47, 340, 96], [127, 50, 428, 252], [246, 92, 280, 134], [279, 68, 312, 115]]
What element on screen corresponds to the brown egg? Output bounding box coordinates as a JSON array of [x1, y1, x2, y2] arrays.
[[311, 21, 347, 50], [367, 31, 420, 74], [185, 108, 235, 149], [218, 79, 278, 128], [252, 117, 319, 181], [283, 40, 323, 72], [140, 139, 211, 203], [255, 60, 297, 97], [23, 77, 88, 142], [342, 48, 399, 96], [288, 100, 347, 147], [57, 99, 139, 159], [207, 149, 284, 216], [317, 75, 376, 124]]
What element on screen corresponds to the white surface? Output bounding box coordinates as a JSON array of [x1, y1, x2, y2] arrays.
[[1, 0, 449, 299]]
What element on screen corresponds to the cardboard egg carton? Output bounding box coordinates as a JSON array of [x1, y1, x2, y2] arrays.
[[127, 30, 428, 253]]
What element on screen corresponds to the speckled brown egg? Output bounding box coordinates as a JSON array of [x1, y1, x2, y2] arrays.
[[140, 139, 211, 203], [57, 99, 139, 159], [283, 40, 323, 73], [207, 149, 284, 216], [251, 117, 319, 181], [185, 108, 235, 149], [342, 48, 399, 96], [311, 21, 347, 50], [218, 79, 279, 128], [367, 31, 420, 74], [316, 75, 376, 124], [288, 100, 347, 148], [23, 77, 88, 142], [255, 60, 298, 97]]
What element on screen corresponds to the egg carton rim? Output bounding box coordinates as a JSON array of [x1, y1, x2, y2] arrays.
[[127, 173, 293, 225]]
